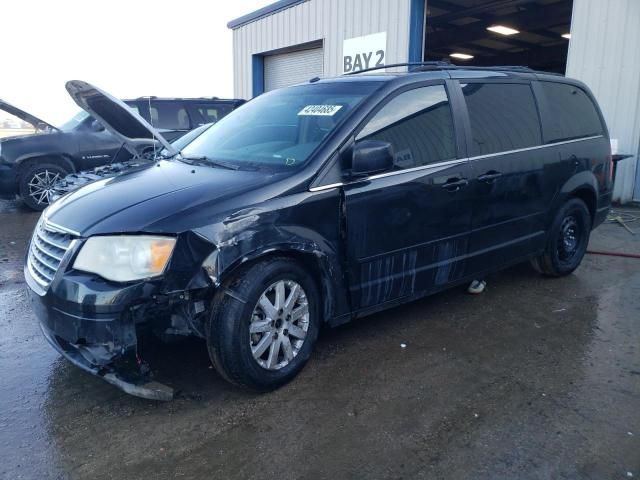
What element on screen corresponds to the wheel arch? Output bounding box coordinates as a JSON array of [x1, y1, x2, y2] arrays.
[[570, 188, 597, 225], [218, 245, 343, 324], [16, 154, 76, 175], [554, 172, 598, 228]]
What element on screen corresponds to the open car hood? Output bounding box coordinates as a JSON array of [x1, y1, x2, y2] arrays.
[[65, 80, 176, 156], [0, 98, 58, 132]]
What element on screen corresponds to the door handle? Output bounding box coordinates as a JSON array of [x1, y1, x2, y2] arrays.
[[477, 170, 503, 183], [441, 177, 469, 192]]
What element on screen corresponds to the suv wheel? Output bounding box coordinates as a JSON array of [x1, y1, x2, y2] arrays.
[[19, 163, 68, 211], [206, 257, 320, 391], [531, 198, 591, 276]]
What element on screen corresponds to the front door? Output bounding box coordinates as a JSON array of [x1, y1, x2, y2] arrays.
[[75, 116, 123, 169], [343, 83, 474, 311]]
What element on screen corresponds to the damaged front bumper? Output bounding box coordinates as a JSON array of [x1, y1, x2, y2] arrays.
[[25, 268, 179, 401], [24, 220, 218, 400], [38, 320, 174, 401]]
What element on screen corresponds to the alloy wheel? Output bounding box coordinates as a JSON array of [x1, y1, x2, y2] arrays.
[[28, 169, 61, 206], [249, 280, 309, 370]]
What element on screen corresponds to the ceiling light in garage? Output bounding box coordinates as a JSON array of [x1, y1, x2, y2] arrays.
[[562, 33, 571, 39], [487, 25, 520, 36], [450, 53, 474, 60]]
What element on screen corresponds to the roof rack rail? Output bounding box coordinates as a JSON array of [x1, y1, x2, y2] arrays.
[[456, 65, 564, 76], [131, 96, 232, 101], [343, 61, 453, 75]]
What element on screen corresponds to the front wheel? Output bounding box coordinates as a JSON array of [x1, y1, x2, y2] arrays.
[[206, 257, 320, 391], [530, 198, 591, 276], [19, 163, 69, 211]]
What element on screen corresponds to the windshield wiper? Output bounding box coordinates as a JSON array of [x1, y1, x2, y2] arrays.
[[178, 154, 240, 170], [177, 154, 209, 167]]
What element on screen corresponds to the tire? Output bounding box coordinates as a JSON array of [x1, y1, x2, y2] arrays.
[[530, 198, 591, 277], [19, 162, 69, 211], [206, 257, 320, 391]]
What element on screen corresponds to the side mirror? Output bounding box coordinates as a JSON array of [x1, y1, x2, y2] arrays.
[[351, 140, 394, 177], [91, 120, 105, 132]]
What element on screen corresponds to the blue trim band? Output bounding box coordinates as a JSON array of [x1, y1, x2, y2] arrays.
[[408, 0, 425, 63], [228, 0, 307, 29], [252, 55, 265, 97]]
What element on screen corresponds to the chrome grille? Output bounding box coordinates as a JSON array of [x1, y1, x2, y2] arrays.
[[27, 218, 75, 288]]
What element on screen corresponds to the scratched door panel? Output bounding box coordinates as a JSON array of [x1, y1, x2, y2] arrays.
[[465, 148, 549, 274], [344, 163, 473, 310]]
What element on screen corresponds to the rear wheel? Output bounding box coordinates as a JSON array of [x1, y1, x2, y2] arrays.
[[206, 257, 320, 391], [19, 163, 69, 210], [530, 198, 591, 276]]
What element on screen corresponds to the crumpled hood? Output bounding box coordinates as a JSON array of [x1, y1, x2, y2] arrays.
[[45, 160, 274, 236]]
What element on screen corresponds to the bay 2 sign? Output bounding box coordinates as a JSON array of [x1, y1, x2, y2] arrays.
[[342, 32, 387, 73]]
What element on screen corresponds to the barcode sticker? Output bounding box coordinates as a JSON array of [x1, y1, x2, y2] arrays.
[[298, 105, 343, 116]]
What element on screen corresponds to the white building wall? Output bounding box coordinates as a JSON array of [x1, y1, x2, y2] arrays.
[[566, 0, 640, 203], [232, 0, 413, 99]]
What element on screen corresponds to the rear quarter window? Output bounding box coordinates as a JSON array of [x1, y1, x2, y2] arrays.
[[461, 82, 542, 156], [538, 82, 604, 142]]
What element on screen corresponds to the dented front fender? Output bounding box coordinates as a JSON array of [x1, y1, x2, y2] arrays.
[[192, 189, 351, 322]]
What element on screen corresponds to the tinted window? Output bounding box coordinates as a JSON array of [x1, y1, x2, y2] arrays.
[[194, 104, 234, 124], [539, 82, 604, 142], [149, 101, 190, 130], [357, 85, 456, 168], [461, 83, 541, 156]]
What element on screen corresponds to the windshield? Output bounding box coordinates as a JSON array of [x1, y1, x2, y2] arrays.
[[59, 110, 90, 131], [180, 82, 380, 170], [162, 123, 213, 156]]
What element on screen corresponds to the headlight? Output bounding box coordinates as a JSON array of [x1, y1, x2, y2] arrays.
[[73, 236, 176, 282]]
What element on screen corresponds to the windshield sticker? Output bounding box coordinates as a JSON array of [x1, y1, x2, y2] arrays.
[[298, 105, 343, 116]]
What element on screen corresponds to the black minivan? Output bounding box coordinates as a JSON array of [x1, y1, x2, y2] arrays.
[[25, 67, 613, 400]]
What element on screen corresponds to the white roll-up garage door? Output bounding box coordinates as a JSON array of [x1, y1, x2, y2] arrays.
[[264, 47, 324, 92]]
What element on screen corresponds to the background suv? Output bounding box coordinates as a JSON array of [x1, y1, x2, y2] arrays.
[[0, 96, 244, 210]]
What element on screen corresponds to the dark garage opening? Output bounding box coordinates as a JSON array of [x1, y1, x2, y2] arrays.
[[424, 0, 574, 73]]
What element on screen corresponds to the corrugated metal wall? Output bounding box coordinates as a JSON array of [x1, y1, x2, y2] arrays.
[[566, 0, 640, 203], [232, 0, 413, 99]]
